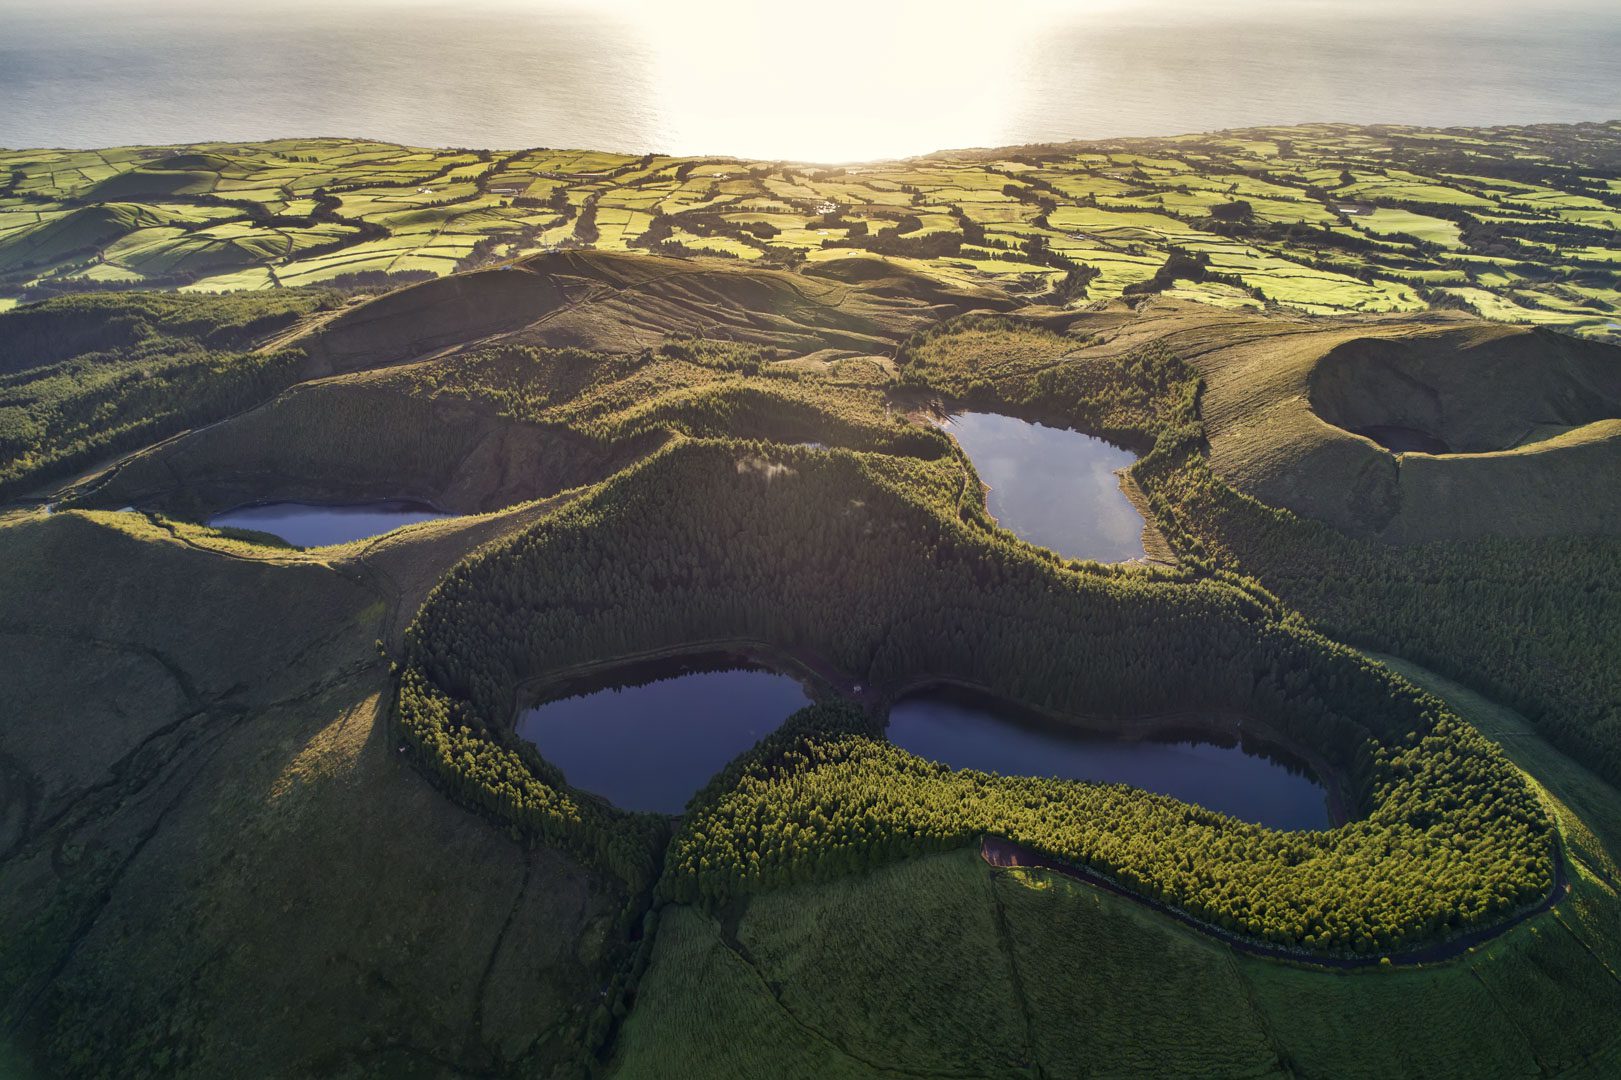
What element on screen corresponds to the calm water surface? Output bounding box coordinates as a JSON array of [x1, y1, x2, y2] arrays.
[[2, 1, 1616, 159], [515, 658, 810, 813], [208, 499, 450, 546], [947, 412, 1145, 563], [887, 688, 1330, 830]]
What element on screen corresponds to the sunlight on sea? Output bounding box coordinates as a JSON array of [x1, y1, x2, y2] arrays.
[[0, 0, 1616, 157], [628, 0, 1033, 161]]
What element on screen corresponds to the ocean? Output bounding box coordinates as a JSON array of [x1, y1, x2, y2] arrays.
[[2, 0, 1617, 160]]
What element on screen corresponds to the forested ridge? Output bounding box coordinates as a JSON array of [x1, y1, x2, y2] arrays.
[[666, 698, 1548, 954], [904, 318, 1621, 792], [395, 435, 1554, 954], [0, 290, 337, 496], [1129, 373, 1621, 789]]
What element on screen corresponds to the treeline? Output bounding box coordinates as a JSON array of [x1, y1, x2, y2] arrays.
[[306, 268, 438, 292], [394, 437, 1552, 953], [0, 290, 339, 496], [895, 315, 1189, 448], [573, 197, 600, 245], [663, 694, 1549, 955], [1122, 248, 1269, 303], [825, 226, 965, 260], [1137, 443, 1621, 788]]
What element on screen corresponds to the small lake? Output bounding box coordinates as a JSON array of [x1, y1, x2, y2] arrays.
[[515, 657, 811, 814], [945, 412, 1147, 562], [886, 688, 1331, 830], [207, 500, 451, 546]]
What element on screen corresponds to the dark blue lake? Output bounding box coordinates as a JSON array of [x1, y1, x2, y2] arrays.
[[515, 658, 811, 814], [946, 412, 1147, 563], [887, 688, 1331, 831], [207, 500, 451, 546]]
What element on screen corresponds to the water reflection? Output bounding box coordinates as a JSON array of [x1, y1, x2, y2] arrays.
[[946, 412, 1146, 563], [515, 656, 810, 813], [207, 500, 450, 546], [887, 687, 1330, 830]]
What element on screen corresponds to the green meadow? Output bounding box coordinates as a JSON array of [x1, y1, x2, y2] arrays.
[[2, 123, 1618, 340]]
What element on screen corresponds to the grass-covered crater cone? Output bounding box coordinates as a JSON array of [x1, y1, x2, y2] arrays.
[[395, 439, 1555, 955], [1193, 314, 1621, 543], [1309, 330, 1621, 454]]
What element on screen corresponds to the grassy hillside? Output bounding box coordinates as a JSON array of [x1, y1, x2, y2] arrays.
[[0, 502, 651, 1079], [1169, 309, 1621, 543], [3, 248, 1618, 1077], [616, 659, 1621, 1077]]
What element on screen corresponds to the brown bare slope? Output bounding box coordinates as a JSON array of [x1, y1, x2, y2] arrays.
[[60, 250, 996, 520], [298, 249, 1009, 375], [1126, 300, 1621, 543]]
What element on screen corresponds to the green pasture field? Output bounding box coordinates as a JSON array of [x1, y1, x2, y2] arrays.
[[1443, 286, 1614, 330], [2, 123, 1616, 340], [1353, 207, 1464, 246]]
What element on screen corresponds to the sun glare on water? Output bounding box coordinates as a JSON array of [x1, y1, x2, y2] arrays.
[[614, 0, 1051, 162]]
